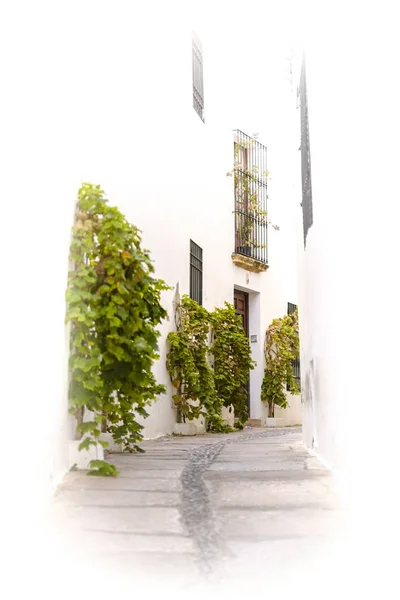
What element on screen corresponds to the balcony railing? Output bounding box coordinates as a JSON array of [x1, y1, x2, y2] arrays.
[[233, 130, 268, 264]]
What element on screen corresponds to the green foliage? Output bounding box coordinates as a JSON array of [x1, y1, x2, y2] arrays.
[[166, 296, 225, 431], [261, 310, 300, 418], [210, 303, 256, 425], [166, 297, 255, 431], [66, 183, 170, 475], [227, 136, 279, 250], [88, 460, 120, 477]]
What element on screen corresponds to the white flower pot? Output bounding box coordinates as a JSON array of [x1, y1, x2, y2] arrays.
[[69, 440, 104, 470], [195, 424, 206, 435], [174, 423, 197, 436], [265, 417, 284, 428], [221, 405, 235, 428], [99, 432, 123, 453]]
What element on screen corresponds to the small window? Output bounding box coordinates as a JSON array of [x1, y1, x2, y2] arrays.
[[299, 58, 313, 246], [287, 302, 301, 392], [192, 33, 204, 122], [190, 240, 203, 305]]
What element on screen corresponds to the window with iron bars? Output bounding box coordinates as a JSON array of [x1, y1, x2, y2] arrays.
[[190, 240, 203, 305], [233, 130, 268, 264], [192, 33, 204, 122], [299, 58, 313, 246], [287, 302, 301, 392]]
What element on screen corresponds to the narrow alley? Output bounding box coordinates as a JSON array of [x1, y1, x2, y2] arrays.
[[4, 2, 400, 598], [43, 427, 344, 594]]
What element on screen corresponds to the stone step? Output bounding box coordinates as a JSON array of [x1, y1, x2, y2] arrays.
[[245, 419, 262, 427], [245, 418, 263, 427]]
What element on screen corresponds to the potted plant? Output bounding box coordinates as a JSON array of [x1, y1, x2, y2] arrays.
[[261, 310, 300, 427]]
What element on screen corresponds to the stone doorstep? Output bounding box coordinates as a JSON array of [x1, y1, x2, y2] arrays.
[[245, 419, 263, 427]]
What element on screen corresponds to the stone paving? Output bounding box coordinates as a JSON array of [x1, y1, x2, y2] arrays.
[[42, 427, 346, 596]]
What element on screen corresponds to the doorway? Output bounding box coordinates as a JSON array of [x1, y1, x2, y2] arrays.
[[234, 289, 250, 413]]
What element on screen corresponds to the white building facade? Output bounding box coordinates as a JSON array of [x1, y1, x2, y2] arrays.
[[3, 4, 301, 514], [294, 10, 400, 528]]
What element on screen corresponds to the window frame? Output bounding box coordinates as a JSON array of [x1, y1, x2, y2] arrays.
[[287, 302, 301, 392], [299, 58, 313, 246], [189, 240, 203, 305], [192, 32, 205, 122]]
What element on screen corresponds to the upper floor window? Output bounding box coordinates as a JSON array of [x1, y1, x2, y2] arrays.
[[233, 130, 268, 265], [299, 58, 313, 246], [192, 33, 205, 122], [190, 240, 203, 305]]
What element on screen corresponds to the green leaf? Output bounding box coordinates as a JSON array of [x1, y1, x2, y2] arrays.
[[78, 437, 98, 452], [87, 460, 120, 477], [77, 421, 100, 435]]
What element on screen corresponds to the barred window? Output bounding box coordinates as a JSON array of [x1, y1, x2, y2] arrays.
[[299, 58, 313, 245], [287, 302, 301, 391], [192, 33, 204, 122], [233, 129, 268, 264], [190, 240, 203, 305]]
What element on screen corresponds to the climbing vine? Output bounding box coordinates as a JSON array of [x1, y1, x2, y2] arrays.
[[210, 303, 256, 426], [227, 134, 279, 251], [261, 310, 300, 418], [166, 297, 255, 431], [166, 296, 225, 431], [66, 183, 169, 476]]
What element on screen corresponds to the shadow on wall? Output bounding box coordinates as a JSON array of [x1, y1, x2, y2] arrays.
[[302, 359, 316, 449]]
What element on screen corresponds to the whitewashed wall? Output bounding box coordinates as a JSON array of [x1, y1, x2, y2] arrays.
[[293, 10, 400, 531], [2, 2, 301, 516]]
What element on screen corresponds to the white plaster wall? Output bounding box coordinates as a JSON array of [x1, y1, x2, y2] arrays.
[[210, 30, 301, 422], [293, 8, 400, 522], [274, 396, 302, 427], [2, 2, 302, 517], [99, 16, 302, 430]]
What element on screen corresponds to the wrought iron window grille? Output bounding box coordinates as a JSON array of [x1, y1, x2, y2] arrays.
[[299, 58, 313, 245], [287, 302, 301, 391], [189, 240, 203, 305], [233, 129, 268, 264], [192, 33, 205, 122]]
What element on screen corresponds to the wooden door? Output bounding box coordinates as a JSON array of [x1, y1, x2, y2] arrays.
[[234, 290, 249, 335], [234, 290, 250, 413]]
